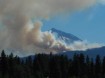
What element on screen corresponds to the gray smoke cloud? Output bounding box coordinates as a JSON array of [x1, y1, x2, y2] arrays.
[[0, 0, 103, 56]]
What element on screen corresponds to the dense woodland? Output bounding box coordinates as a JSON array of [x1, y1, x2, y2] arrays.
[[0, 50, 105, 78]]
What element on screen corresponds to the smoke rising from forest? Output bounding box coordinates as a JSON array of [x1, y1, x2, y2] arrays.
[[0, 0, 103, 56]]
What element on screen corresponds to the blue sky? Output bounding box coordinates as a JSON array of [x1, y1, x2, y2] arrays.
[[41, 4, 105, 44]]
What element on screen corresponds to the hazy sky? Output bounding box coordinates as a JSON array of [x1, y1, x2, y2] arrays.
[[0, 0, 105, 56], [42, 4, 105, 44]]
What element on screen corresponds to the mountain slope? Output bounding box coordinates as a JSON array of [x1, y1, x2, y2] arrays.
[[21, 46, 105, 61], [58, 46, 105, 59], [49, 28, 82, 45], [21, 28, 105, 59]]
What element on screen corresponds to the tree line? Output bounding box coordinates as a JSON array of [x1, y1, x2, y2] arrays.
[[0, 50, 105, 78]]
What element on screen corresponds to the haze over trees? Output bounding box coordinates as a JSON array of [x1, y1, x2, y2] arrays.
[[0, 50, 105, 78]]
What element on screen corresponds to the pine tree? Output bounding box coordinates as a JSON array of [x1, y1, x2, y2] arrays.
[[68, 59, 72, 77], [0, 50, 8, 78], [86, 55, 90, 78], [79, 53, 85, 77], [102, 56, 105, 78], [49, 55, 62, 78], [8, 53, 15, 78], [90, 58, 95, 78], [72, 53, 79, 77], [95, 55, 101, 78], [102, 57, 105, 75], [59, 55, 69, 78]]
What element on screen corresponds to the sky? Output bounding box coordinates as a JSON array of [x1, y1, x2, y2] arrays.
[[42, 4, 105, 44], [0, 0, 105, 56]]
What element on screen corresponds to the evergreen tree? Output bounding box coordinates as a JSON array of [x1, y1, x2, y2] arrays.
[[102, 56, 105, 76], [49, 56, 62, 78], [95, 55, 101, 78], [0, 50, 105, 78], [72, 53, 79, 77], [68, 59, 72, 77], [59, 55, 69, 78], [8, 53, 14, 78], [79, 53, 85, 77], [101, 56, 105, 78], [86, 55, 90, 78], [0, 50, 8, 78]]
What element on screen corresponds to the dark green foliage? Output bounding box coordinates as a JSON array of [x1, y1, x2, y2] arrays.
[[95, 55, 102, 78], [0, 50, 8, 78], [102, 56, 105, 75], [0, 50, 105, 78]]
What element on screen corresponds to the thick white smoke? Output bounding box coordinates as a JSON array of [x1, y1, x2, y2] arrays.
[[69, 41, 103, 51], [0, 0, 103, 56]]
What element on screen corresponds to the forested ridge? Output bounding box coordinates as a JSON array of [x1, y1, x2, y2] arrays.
[[0, 50, 105, 78]]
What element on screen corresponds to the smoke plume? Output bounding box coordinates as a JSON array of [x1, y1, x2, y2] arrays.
[[0, 0, 103, 56]]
